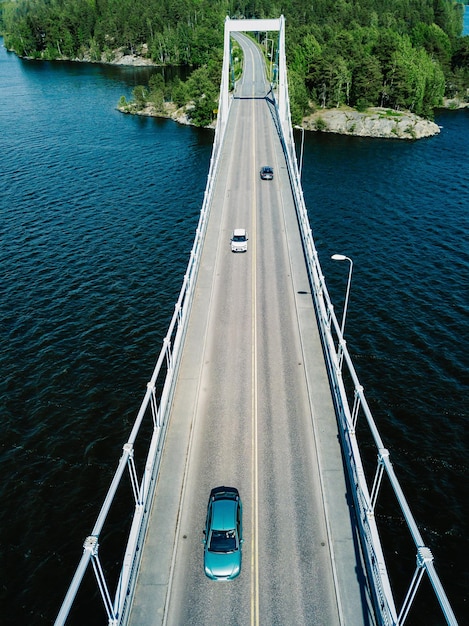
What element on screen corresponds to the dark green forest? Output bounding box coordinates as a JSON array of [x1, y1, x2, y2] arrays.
[[2, 0, 469, 124]]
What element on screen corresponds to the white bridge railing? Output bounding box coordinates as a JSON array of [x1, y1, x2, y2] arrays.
[[271, 45, 458, 626], [54, 84, 231, 626]]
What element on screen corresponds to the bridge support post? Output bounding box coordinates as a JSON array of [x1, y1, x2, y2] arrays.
[[398, 547, 434, 625], [277, 15, 287, 133], [83, 535, 117, 623]]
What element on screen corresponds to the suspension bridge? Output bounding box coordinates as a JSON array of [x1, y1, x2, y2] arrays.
[[55, 17, 458, 626]]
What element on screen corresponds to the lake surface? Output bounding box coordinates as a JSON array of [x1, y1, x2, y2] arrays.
[[1, 39, 467, 625]]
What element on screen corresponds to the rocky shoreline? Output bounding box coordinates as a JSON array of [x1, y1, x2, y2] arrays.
[[115, 56, 466, 139], [17, 45, 465, 140], [117, 100, 216, 128], [302, 106, 441, 139], [308, 96, 468, 139], [77, 45, 157, 66], [118, 100, 447, 140]]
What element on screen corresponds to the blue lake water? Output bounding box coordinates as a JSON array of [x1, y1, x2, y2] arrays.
[[0, 38, 467, 624]]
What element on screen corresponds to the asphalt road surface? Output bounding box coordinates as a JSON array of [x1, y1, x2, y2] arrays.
[[129, 32, 369, 626]]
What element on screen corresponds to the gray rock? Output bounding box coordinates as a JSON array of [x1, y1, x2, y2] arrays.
[[303, 107, 440, 139]]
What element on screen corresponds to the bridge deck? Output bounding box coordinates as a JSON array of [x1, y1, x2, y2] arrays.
[[128, 34, 374, 626]]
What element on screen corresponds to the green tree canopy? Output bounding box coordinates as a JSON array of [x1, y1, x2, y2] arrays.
[[2, 0, 467, 119]]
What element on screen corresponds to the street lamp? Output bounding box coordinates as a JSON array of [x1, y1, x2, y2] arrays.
[[331, 254, 353, 338]]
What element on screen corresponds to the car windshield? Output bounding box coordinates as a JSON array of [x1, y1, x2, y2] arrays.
[[209, 530, 237, 553], [233, 235, 246, 242]]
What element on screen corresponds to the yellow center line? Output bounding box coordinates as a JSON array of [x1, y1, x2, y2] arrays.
[[250, 42, 260, 626]]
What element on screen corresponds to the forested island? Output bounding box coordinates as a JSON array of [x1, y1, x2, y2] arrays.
[[2, 0, 468, 135]]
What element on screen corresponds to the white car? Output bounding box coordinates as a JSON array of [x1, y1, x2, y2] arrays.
[[231, 228, 248, 252]]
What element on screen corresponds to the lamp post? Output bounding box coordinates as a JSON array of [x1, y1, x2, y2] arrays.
[[331, 254, 353, 338]]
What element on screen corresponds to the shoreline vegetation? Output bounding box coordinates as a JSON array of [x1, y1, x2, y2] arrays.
[[117, 92, 467, 141], [110, 50, 466, 140], [5, 41, 468, 139], [2, 0, 468, 139], [116, 85, 465, 141], [117, 91, 445, 140]]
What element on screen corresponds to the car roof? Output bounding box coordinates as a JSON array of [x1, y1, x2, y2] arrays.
[[211, 498, 238, 530], [233, 228, 246, 237], [209, 486, 239, 531]]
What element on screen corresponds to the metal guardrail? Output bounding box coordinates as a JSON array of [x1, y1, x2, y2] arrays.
[[272, 59, 458, 626], [54, 89, 231, 626]]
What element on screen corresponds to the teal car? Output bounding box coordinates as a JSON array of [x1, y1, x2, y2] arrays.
[[203, 486, 243, 580]]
